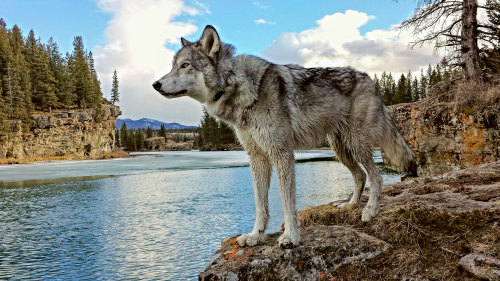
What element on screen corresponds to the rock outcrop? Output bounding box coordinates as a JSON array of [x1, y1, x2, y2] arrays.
[[200, 161, 500, 280], [387, 103, 498, 176], [144, 136, 194, 151], [200, 226, 391, 281], [0, 104, 123, 162]]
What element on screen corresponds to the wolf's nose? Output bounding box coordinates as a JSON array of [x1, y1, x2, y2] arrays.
[[153, 81, 162, 91]]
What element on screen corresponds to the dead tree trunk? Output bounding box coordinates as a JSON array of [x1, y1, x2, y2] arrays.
[[461, 0, 482, 79]]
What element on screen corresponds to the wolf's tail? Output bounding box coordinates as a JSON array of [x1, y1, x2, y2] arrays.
[[378, 107, 418, 176]]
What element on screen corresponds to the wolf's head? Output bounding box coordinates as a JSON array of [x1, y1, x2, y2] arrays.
[[153, 25, 233, 103]]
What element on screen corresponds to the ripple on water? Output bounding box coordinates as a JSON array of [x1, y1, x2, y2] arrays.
[[0, 151, 401, 280]]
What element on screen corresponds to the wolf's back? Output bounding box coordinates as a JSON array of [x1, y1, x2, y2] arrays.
[[378, 107, 418, 176]]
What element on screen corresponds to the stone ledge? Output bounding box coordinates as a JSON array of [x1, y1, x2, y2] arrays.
[[200, 161, 500, 280], [200, 226, 391, 281]]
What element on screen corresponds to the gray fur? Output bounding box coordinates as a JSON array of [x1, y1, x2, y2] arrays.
[[154, 25, 417, 248]]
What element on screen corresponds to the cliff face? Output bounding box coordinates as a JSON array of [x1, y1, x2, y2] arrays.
[[0, 104, 121, 162], [387, 103, 498, 176]]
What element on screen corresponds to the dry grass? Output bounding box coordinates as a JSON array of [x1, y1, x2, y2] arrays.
[[422, 77, 500, 117], [0, 155, 88, 165], [453, 78, 500, 115], [101, 147, 130, 159], [298, 200, 500, 280]]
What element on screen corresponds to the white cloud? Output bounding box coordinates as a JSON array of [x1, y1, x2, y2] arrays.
[[193, 0, 211, 15], [254, 18, 275, 25], [252, 2, 268, 9], [262, 9, 441, 76], [93, 0, 205, 126]]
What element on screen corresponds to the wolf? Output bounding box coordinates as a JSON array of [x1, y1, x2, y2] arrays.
[[153, 25, 417, 248]]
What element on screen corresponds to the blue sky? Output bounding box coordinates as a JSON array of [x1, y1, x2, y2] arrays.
[[0, 0, 440, 125]]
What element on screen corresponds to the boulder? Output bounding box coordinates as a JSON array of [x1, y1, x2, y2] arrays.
[[200, 226, 391, 281]]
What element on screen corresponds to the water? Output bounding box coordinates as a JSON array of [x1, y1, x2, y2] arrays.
[[0, 150, 401, 280]]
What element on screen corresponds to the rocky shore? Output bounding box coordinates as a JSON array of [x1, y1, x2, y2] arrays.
[[200, 161, 500, 280]]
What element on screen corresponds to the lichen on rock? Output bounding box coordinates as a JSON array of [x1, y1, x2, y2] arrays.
[[200, 225, 391, 281], [386, 103, 498, 176]]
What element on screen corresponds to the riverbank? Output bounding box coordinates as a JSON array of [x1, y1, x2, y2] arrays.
[[0, 147, 129, 165], [200, 161, 500, 280]]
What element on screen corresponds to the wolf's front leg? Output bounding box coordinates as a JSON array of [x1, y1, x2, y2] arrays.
[[271, 149, 300, 248], [237, 152, 272, 247]]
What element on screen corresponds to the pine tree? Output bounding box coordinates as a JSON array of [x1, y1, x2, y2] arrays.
[[159, 124, 167, 141], [25, 30, 57, 111], [219, 121, 236, 144], [46, 37, 68, 107], [38, 44, 57, 111], [0, 81, 7, 142], [420, 68, 428, 99], [8, 25, 32, 129], [127, 129, 137, 151], [373, 74, 382, 96], [411, 78, 420, 102], [87, 51, 102, 119], [136, 130, 144, 150], [0, 20, 107, 131], [111, 70, 119, 104], [199, 108, 219, 146], [381, 72, 393, 105], [405, 71, 413, 103], [395, 74, 407, 104], [398, 0, 485, 79], [120, 122, 128, 148], [146, 126, 153, 139], [69, 36, 92, 109], [63, 51, 77, 106], [0, 18, 12, 125]]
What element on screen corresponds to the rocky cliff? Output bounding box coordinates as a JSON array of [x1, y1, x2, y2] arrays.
[[0, 104, 124, 163], [386, 103, 498, 176], [200, 161, 500, 280]]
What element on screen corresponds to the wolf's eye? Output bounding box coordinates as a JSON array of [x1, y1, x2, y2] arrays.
[[181, 63, 190, 68]]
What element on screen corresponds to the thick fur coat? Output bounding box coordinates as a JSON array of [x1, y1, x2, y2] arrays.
[[153, 25, 417, 248]]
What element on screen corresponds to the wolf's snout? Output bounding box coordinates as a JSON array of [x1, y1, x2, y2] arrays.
[[152, 81, 162, 91]]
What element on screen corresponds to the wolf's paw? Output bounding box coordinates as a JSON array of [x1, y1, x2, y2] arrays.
[[339, 200, 360, 210], [237, 233, 266, 247], [277, 231, 300, 249], [361, 204, 380, 222]]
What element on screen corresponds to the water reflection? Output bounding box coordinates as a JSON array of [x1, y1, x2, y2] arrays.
[[0, 152, 401, 280]]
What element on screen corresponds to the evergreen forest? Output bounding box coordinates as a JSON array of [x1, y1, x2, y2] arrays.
[[0, 19, 104, 138]]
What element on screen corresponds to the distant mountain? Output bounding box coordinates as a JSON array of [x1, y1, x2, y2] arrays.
[[116, 118, 197, 130]]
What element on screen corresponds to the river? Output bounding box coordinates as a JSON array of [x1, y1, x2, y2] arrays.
[[0, 150, 401, 280]]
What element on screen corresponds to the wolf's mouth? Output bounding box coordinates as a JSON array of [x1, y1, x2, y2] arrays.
[[162, 89, 187, 96]]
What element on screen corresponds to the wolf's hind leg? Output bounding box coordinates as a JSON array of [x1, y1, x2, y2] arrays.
[[328, 135, 366, 208], [359, 157, 383, 222], [236, 150, 271, 247]]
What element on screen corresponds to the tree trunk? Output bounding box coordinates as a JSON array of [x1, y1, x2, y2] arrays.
[[461, 0, 482, 79]]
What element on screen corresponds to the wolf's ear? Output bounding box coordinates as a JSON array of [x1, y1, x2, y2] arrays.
[[198, 25, 221, 60], [181, 37, 191, 47]]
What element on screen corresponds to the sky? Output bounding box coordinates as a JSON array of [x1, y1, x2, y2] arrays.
[[0, 0, 442, 126]]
